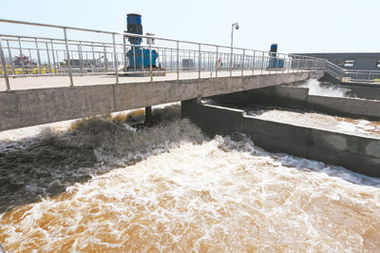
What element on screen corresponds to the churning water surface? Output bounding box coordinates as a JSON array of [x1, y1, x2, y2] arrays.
[[297, 79, 350, 98], [0, 105, 380, 253]]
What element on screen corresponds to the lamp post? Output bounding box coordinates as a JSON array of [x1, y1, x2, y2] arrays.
[[230, 22, 239, 76]]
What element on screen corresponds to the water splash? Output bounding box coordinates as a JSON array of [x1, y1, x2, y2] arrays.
[[1, 106, 380, 252], [298, 79, 350, 97]]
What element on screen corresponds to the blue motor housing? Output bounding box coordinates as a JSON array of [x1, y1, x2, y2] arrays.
[[268, 43, 283, 69], [127, 47, 158, 70], [268, 58, 284, 69]]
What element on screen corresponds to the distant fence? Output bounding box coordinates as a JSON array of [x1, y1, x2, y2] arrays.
[[326, 61, 380, 84]]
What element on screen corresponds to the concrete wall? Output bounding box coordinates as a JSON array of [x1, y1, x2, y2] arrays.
[[0, 71, 323, 131], [182, 100, 380, 178], [213, 85, 380, 120], [182, 99, 243, 137]]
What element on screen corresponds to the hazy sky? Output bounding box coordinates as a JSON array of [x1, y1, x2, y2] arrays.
[[0, 0, 378, 53]]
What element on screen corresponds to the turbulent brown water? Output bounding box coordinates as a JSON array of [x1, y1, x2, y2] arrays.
[[247, 108, 380, 138], [1, 105, 380, 252]]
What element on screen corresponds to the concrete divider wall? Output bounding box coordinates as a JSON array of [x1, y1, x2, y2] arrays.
[[211, 86, 310, 109], [182, 99, 243, 137], [307, 95, 380, 119], [213, 85, 380, 120], [241, 116, 311, 158], [0, 71, 323, 131], [182, 100, 380, 177], [243, 116, 380, 177], [272, 86, 380, 119]]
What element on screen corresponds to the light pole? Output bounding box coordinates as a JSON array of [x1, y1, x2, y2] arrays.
[[230, 22, 239, 76]]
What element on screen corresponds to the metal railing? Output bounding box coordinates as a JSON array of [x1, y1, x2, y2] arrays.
[[0, 19, 326, 91], [326, 61, 380, 84]]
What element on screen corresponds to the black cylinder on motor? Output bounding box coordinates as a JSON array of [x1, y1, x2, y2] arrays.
[[126, 13, 143, 45]]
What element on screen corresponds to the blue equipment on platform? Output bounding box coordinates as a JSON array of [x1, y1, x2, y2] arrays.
[[268, 43, 284, 69], [126, 13, 158, 70]]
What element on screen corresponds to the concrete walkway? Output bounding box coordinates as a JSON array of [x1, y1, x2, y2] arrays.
[[0, 69, 308, 91]]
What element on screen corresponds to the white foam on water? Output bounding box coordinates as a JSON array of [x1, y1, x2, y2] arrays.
[[248, 108, 380, 138], [1, 117, 380, 252], [298, 79, 350, 97]]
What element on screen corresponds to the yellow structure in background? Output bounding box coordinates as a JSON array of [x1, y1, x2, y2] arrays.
[[0, 64, 58, 75]]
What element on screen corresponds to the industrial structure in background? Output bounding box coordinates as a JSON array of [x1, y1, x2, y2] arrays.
[[297, 52, 380, 71]]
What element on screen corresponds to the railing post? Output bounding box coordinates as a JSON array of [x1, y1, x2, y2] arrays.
[[139, 46, 143, 71], [230, 48, 233, 77], [252, 50, 256, 75], [91, 42, 97, 73], [6, 40, 15, 75], [198, 43, 201, 79], [18, 37, 25, 74], [132, 46, 136, 72], [78, 42, 84, 73], [261, 51, 265, 74], [281, 54, 285, 74], [215, 46, 218, 78], [55, 49, 60, 73], [122, 36, 127, 71], [50, 40, 57, 74], [0, 39, 10, 91], [63, 28, 74, 87], [112, 33, 119, 84], [34, 38, 41, 74], [176, 41, 179, 81], [45, 42, 52, 75], [149, 38, 153, 82], [103, 44, 108, 72], [241, 49, 245, 76]]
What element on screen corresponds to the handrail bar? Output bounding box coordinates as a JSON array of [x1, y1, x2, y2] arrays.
[[0, 19, 324, 60]]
